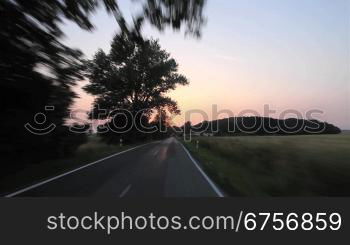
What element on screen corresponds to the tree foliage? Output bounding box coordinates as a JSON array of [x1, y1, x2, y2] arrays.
[[188, 117, 341, 136], [0, 0, 92, 171], [84, 33, 188, 142], [124, 0, 207, 37]]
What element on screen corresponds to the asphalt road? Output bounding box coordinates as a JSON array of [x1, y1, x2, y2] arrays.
[[7, 137, 223, 197]]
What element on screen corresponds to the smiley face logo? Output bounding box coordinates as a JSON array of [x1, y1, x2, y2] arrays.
[[25, 106, 56, 135]]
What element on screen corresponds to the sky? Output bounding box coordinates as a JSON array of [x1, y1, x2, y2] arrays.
[[61, 0, 350, 129]]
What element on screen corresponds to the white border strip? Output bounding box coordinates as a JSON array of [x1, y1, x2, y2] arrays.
[[5, 142, 153, 197], [179, 142, 225, 197]]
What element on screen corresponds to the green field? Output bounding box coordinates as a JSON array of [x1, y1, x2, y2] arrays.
[[0, 135, 133, 194], [184, 134, 350, 196]]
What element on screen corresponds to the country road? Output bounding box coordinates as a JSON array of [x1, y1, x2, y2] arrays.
[[6, 137, 223, 197]]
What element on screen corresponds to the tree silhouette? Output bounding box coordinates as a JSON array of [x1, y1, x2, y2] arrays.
[[146, 108, 172, 140], [189, 117, 341, 136], [84, 33, 188, 143]]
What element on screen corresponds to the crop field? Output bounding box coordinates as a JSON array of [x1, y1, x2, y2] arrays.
[[184, 134, 350, 196]]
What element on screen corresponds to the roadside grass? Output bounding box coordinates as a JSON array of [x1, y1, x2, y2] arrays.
[[184, 134, 350, 196], [0, 135, 134, 195]]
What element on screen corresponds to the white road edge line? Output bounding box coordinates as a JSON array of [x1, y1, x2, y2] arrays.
[[5, 142, 155, 198], [119, 184, 132, 197], [179, 141, 225, 198]]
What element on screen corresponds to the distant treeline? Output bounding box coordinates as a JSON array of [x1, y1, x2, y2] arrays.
[[180, 117, 341, 136]]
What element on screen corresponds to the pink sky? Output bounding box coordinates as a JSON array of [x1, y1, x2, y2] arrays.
[[64, 0, 350, 129]]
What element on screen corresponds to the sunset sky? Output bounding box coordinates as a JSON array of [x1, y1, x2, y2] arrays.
[[61, 0, 350, 129]]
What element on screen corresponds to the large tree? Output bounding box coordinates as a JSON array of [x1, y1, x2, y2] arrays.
[[84, 33, 188, 142]]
